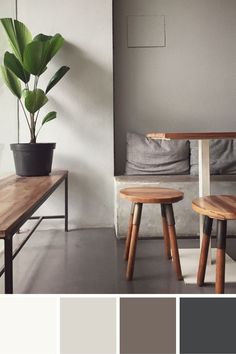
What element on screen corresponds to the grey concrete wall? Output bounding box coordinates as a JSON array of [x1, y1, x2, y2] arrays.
[[114, 0, 236, 174]]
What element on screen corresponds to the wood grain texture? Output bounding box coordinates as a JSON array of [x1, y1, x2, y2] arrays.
[[197, 233, 211, 286], [120, 187, 184, 204], [192, 195, 236, 220], [0, 170, 68, 238], [124, 203, 134, 261], [168, 224, 183, 281], [126, 203, 143, 280], [146, 132, 236, 140]]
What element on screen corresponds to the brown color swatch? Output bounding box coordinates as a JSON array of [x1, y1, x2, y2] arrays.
[[120, 298, 176, 354]]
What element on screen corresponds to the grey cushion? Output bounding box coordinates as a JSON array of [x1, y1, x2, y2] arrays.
[[125, 132, 190, 175], [190, 139, 236, 175]]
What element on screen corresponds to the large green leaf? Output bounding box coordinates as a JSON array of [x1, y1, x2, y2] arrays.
[[23, 33, 64, 76], [0, 18, 32, 63], [42, 111, 57, 125], [0, 65, 21, 98], [25, 89, 48, 113], [23, 40, 51, 75], [46, 66, 70, 93], [33, 33, 52, 42], [48, 34, 64, 59], [4, 52, 30, 83]]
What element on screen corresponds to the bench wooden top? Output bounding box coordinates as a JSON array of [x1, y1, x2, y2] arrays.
[[192, 195, 236, 220], [120, 187, 184, 204], [0, 170, 68, 238], [146, 132, 236, 140]]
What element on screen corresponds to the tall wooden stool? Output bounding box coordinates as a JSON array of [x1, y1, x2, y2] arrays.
[[120, 187, 184, 281], [192, 195, 236, 294]]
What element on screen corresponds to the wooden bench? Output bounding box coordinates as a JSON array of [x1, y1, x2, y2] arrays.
[[0, 170, 68, 293]]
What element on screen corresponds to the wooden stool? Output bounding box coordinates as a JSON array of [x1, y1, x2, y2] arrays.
[[192, 195, 236, 294], [120, 187, 184, 281]]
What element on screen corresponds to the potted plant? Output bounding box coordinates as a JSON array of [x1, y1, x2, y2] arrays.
[[0, 18, 70, 176]]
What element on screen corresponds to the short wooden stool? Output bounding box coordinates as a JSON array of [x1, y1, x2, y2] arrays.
[[192, 195, 236, 294], [120, 187, 184, 281]]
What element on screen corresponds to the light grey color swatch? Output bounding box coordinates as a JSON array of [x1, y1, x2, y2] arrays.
[[60, 298, 116, 354], [127, 15, 165, 47]]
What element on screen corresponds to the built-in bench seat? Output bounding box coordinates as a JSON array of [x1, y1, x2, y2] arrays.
[[114, 175, 236, 238]]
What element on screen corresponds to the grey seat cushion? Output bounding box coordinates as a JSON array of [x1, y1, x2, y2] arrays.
[[125, 132, 190, 175], [190, 139, 236, 175]]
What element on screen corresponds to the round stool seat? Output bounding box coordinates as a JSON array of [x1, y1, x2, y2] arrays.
[[192, 195, 236, 220], [120, 187, 184, 204]]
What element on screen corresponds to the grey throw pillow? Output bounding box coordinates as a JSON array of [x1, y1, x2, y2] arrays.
[[190, 139, 236, 175], [125, 132, 190, 175]]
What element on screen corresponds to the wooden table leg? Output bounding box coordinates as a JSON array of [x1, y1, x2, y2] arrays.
[[126, 203, 143, 281], [161, 204, 171, 259], [197, 216, 213, 286], [165, 204, 183, 281], [216, 219, 227, 294], [124, 203, 135, 261], [4, 237, 13, 294]]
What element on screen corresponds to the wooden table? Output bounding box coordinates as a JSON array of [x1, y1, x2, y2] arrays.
[[0, 170, 68, 293], [147, 132, 236, 284]]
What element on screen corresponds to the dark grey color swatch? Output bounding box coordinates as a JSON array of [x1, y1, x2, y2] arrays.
[[181, 298, 236, 353], [120, 298, 176, 354]]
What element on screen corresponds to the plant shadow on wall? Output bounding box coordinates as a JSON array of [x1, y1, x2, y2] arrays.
[[56, 152, 113, 228], [50, 42, 113, 227], [0, 18, 70, 176], [54, 41, 113, 143]]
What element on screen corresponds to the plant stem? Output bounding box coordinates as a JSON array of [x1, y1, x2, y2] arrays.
[[30, 113, 36, 143], [19, 100, 31, 132], [36, 125, 42, 138], [34, 76, 39, 90], [35, 109, 40, 125]]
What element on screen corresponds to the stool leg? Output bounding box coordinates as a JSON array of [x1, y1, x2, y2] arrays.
[[126, 203, 143, 281], [124, 203, 135, 261], [165, 204, 183, 281], [197, 216, 213, 286], [216, 219, 227, 294], [161, 204, 171, 259]]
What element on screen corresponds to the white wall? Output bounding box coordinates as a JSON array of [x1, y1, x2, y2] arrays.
[[17, 0, 114, 228], [0, 2, 17, 255], [114, 0, 236, 174], [0, 2, 17, 175]]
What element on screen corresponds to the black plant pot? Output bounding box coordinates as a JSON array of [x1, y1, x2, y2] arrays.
[[10, 143, 56, 176]]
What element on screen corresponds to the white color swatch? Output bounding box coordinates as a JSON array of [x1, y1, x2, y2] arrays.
[[0, 297, 57, 354]]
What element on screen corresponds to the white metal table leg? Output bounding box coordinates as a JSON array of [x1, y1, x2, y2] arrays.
[[198, 139, 211, 262]]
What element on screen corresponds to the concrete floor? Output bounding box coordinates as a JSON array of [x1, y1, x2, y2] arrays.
[[1, 228, 236, 294]]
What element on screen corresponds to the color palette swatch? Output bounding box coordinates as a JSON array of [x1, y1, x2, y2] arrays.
[[0, 296, 235, 353], [60, 298, 116, 354], [120, 298, 176, 354], [180, 298, 236, 354], [0, 297, 57, 354]]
